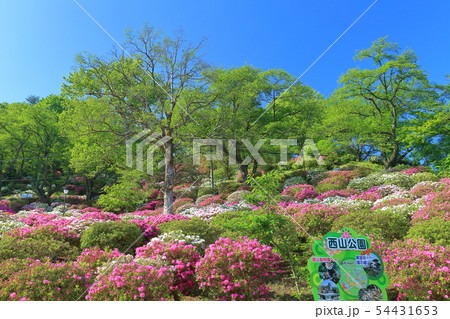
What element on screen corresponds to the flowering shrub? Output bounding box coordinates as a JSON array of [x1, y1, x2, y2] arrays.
[[159, 217, 223, 247], [136, 200, 162, 211], [179, 206, 229, 221], [79, 211, 121, 221], [76, 247, 125, 271], [399, 166, 429, 175], [410, 181, 445, 197], [127, 219, 159, 243], [136, 241, 200, 295], [316, 189, 359, 201], [0, 260, 92, 301], [372, 198, 413, 210], [19, 213, 59, 226], [86, 262, 174, 301], [172, 198, 194, 211], [196, 237, 282, 300], [144, 214, 189, 227], [151, 230, 206, 252], [0, 205, 15, 215], [281, 184, 318, 201], [8, 223, 80, 245], [348, 173, 415, 191], [372, 239, 450, 301], [0, 219, 28, 235], [322, 198, 373, 212], [198, 194, 227, 207], [378, 203, 421, 217], [411, 186, 450, 224]]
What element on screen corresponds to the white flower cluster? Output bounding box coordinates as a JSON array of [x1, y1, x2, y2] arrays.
[[179, 205, 229, 221], [119, 214, 147, 221], [179, 201, 254, 221], [66, 218, 113, 235], [302, 198, 320, 204], [151, 230, 206, 251], [348, 173, 415, 191], [324, 198, 373, 211], [0, 219, 29, 235], [377, 203, 421, 216]]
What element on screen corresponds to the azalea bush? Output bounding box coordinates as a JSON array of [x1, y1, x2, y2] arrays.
[[348, 173, 415, 191], [76, 247, 125, 271], [281, 184, 318, 202], [136, 240, 201, 295], [372, 238, 450, 301], [159, 217, 223, 247], [151, 230, 206, 252], [0, 260, 91, 301], [86, 262, 174, 301], [316, 189, 359, 201], [411, 186, 450, 224], [196, 237, 282, 300], [0, 219, 28, 235]]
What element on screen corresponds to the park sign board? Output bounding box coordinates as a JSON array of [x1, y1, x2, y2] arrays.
[[307, 228, 389, 301]]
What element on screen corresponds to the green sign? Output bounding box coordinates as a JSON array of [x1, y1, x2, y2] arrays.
[[307, 228, 389, 301]]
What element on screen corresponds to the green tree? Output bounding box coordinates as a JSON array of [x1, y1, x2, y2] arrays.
[[338, 37, 444, 168], [0, 96, 69, 201], [63, 25, 213, 214]]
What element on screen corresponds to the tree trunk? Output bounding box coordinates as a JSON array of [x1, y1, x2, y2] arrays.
[[239, 164, 249, 184], [85, 177, 93, 201], [252, 159, 258, 175], [163, 138, 175, 215]]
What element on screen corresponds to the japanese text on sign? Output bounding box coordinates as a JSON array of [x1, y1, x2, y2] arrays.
[[326, 237, 368, 251]]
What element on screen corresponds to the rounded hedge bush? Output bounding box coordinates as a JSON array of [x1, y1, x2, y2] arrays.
[[0, 236, 80, 261], [80, 221, 144, 254], [332, 209, 410, 242], [406, 218, 450, 246]]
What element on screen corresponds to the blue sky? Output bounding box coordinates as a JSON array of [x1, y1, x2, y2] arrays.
[[1, 0, 449, 103]]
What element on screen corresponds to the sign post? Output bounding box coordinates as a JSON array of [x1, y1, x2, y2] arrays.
[[308, 228, 389, 301]]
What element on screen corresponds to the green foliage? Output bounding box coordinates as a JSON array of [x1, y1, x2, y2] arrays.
[[97, 170, 148, 212], [410, 172, 439, 184], [217, 182, 242, 194], [244, 170, 283, 204], [197, 187, 218, 197], [332, 209, 410, 242], [314, 183, 344, 194], [158, 217, 223, 247], [406, 218, 450, 246], [0, 236, 80, 261], [80, 221, 143, 254]]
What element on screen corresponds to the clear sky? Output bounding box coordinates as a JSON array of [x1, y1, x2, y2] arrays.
[[1, 0, 449, 103]]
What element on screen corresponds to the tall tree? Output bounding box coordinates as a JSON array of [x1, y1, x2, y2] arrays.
[[63, 25, 212, 214], [0, 96, 69, 201], [337, 37, 444, 168]]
